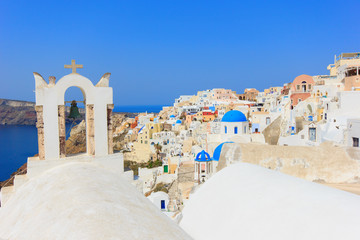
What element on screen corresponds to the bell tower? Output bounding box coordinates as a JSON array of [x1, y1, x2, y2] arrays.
[[0, 60, 123, 206], [33, 60, 115, 160]]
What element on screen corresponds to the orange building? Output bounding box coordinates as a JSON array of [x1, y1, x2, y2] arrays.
[[290, 74, 315, 107]]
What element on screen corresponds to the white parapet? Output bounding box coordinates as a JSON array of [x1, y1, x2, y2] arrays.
[[0, 186, 14, 206], [13, 174, 28, 191]]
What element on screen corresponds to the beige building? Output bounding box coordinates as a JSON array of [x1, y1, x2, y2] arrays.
[[238, 88, 259, 101], [327, 52, 360, 76]]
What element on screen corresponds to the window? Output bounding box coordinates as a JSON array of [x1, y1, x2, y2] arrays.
[[244, 126, 246, 133], [161, 200, 166, 210], [353, 137, 359, 147], [234, 127, 238, 134], [266, 117, 270, 125], [225, 126, 227, 134]]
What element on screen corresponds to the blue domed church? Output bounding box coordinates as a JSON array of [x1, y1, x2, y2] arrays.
[[221, 110, 249, 135]]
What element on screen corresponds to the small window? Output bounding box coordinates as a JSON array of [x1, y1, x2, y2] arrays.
[[234, 127, 238, 134], [266, 117, 270, 125], [353, 137, 359, 147], [225, 126, 227, 134], [161, 200, 166, 210]]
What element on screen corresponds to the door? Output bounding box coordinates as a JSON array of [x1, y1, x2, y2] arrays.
[[309, 128, 316, 141], [161, 200, 166, 210], [353, 137, 359, 147]]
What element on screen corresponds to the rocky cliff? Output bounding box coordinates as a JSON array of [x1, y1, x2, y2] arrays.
[[0, 99, 137, 126], [65, 113, 131, 155], [0, 99, 37, 125], [0, 99, 86, 125]]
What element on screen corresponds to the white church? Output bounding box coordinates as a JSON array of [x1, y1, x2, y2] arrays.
[[0, 61, 192, 240]]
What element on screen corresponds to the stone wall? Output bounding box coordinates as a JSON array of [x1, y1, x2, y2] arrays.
[[217, 142, 360, 183], [262, 115, 281, 145]]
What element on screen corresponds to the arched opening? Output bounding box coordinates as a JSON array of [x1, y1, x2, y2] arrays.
[[301, 81, 307, 92], [60, 86, 88, 157]]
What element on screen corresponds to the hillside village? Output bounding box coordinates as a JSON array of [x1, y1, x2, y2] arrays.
[[2, 54, 360, 239], [92, 52, 360, 213]]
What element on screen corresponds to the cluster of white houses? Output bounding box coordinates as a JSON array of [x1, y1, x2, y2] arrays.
[[118, 52, 360, 211]]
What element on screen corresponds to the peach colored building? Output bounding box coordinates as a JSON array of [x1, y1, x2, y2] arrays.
[[212, 88, 238, 102], [290, 74, 315, 107]]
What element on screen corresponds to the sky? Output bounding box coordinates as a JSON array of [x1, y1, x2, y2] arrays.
[[0, 0, 359, 106]]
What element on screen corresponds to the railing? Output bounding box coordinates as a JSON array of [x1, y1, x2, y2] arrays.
[[1, 167, 27, 189]]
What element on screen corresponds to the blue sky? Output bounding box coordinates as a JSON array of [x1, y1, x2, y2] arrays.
[[1, 0, 359, 106]]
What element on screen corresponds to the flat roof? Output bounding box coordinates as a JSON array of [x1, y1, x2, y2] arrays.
[[337, 52, 360, 59]]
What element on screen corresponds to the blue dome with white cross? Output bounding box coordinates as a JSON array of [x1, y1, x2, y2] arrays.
[[221, 110, 247, 122]]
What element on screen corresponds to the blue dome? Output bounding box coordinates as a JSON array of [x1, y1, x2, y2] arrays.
[[221, 110, 247, 122], [212, 142, 234, 161], [176, 119, 182, 124], [195, 150, 211, 162], [169, 115, 175, 118]]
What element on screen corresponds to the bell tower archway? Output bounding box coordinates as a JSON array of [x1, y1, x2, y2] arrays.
[[34, 60, 114, 160]]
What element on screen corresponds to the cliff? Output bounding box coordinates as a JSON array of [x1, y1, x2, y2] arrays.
[[0, 99, 36, 125], [0, 99, 85, 125], [0, 99, 137, 126], [65, 113, 131, 155]]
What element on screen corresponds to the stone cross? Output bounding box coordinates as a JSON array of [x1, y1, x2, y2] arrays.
[[64, 59, 83, 73]]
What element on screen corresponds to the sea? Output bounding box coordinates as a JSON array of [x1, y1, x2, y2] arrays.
[[0, 105, 164, 181]]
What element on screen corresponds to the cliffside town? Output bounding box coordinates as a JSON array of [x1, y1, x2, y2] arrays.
[[2, 54, 360, 239], [6, 52, 360, 205], [109, 52, 360, 209]]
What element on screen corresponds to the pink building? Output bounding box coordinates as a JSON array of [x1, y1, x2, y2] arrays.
[[212, 88, 238, 102]]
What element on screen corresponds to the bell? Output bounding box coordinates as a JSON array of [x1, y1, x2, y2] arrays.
[[68, 100, 81, 119]]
